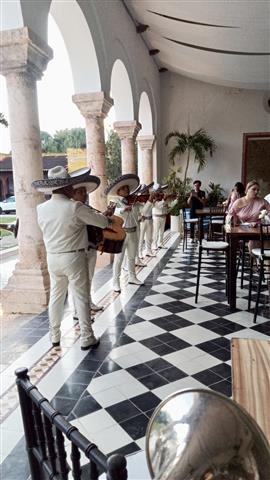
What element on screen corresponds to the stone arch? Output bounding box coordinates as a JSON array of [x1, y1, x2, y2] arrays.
[[110, 59, 134, 121], [50, 0, 101, 93], [139, 78, 158, 134], [138, 92, 153, 135]]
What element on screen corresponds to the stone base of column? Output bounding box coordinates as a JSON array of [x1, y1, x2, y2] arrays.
[[95, 252, 114, 269], [2, 264, 50, 314]]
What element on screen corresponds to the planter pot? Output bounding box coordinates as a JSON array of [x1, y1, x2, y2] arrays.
[[170, 215, 180, 232]]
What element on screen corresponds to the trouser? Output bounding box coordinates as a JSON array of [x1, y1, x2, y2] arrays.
[[47, 251, 95, 347], [87, 248, 97, 304], [153, 216, 166, 248], [139, 219, 153, 255], [190, 210, 196, 239], [113, 230, 137, 281]]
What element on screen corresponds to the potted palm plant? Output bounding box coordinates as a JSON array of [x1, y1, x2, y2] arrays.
[[164, 168, 191, 232], [165, 127, 216, 183], [206, 182, 225, 207]]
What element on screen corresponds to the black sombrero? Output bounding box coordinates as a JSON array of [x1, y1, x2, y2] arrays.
[[105, 174, 140, 196]]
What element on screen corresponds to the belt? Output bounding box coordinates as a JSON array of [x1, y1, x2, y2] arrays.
[[124, 226, 137, 233], [153, 214, 167, 218], [144, 216, 152, 220], [49, 248, 86, 254]]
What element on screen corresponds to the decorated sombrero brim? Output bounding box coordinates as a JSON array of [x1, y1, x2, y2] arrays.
[[138, 182, 154, 195], [105, 174, 140, 196], [32, 166, 100, 194]]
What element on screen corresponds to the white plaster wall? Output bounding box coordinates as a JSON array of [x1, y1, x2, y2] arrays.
[[160, 73, 270, 194]]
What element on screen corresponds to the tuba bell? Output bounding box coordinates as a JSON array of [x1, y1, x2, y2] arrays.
[[145, 388, 270, 480]]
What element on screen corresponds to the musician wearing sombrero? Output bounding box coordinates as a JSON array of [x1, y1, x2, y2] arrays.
[[137, 182, 156, 259], [32, 166, 109, 350], [105, 174, 144, 292]]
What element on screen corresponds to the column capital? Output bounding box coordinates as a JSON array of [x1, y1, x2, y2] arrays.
[[72, 92, 114, 119], [113, 120, 142, 140], [137, 134, 155, 151], [0, 27, 53, 80]]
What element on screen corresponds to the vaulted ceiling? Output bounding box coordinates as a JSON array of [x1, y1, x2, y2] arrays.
[[124, 0, 270, 90]]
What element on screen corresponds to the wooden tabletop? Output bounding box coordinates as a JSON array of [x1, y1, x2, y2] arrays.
[[231, 338, 270, 443], [225, 225, 260, 236]]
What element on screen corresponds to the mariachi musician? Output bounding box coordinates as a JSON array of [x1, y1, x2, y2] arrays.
[[105, 174, 144, 293], [32, 166, 108, 350], [71, 170, 115, 314], [137, 182, 156, 258], [152, 183, 177, 250]]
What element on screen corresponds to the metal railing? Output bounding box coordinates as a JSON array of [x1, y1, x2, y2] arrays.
[[15, 367, 128, 480]]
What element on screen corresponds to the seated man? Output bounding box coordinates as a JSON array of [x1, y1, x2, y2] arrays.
[[187, 180, 206, 241]]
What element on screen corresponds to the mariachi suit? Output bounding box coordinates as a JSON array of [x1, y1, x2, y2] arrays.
[[37, 194, 108, 347], [152, 199, 169, 249], [113, 197, 138, 283], [138, 200, 154, 257]]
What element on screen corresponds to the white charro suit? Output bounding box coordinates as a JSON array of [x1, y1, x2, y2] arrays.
[[152, 199, 169, 249], [37, 194, 108, 347], [138, 200, 154, 256]]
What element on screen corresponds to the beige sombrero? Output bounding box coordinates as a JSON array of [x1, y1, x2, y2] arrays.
[[32, 166, 100, 194], [105, 174, 140, 197]]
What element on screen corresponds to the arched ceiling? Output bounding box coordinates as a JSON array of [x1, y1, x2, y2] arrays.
[[124, 0, 270, 90]]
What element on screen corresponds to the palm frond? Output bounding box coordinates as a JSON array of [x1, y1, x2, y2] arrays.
[[165, 130, 183, 145], [169, 145, 185, 164]]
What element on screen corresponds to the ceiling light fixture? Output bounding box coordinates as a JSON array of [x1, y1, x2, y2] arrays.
[[149, 49, 160, 56], [136, 23, 149, 33]]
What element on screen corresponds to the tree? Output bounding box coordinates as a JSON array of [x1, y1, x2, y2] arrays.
[[40, 128, 86, 153], [165, 127, 216, 183], [105, 130, 121, 181], [40, 131, 57, 153], [0, 113, 8, 127]]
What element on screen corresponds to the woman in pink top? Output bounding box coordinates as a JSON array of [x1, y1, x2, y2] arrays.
[[228, 180, 270, 225], [223, 181, 245, 210]]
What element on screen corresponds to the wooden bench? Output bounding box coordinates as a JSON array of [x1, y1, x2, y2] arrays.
[[231, 338, 270, 443]]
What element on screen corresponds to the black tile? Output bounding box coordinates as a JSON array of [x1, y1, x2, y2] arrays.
[[197, 340, 221, 354], [139, 372, 168, 389], [159, 366, 187, 382], [210, 379, 232, 397], [78, 357, 102, 372], [72, 394, 102, 418], [252, 321, 270, 335], [106, 400, 141, 423], [51, 396, 77, 416], [146, 357, 172, 372], [120, 413, 149, 440], [0, 438, 30, 480], [207, 292, 228, 302], [99, 359, 122, 375], [212, 337, 230, 349], [170, 317, 193, 328], [155, 332, 178, 343], [141, 337, 163, 348], [67, 369, 95, 385], [192, 369, 223, 386], [130, 392, 161, 412], [166, 338, 191, 350], [116, 334, 135, 346], [127, 363, 154, 379], [210, 363, 231, 379], [150, 343, 176, 356], [167, 290, 194, 300], [209, 348, 231, 361], [56, 381, 87, 400]]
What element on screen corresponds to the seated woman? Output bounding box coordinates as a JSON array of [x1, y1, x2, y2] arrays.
[[223, 181, 245, 210], [227, 180, 270, 225]]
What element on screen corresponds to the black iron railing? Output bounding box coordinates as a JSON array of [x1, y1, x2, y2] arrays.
[[15, 367, 128, 480]]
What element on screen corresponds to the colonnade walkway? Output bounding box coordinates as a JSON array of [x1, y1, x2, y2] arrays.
[[1, 231, 269, 479]]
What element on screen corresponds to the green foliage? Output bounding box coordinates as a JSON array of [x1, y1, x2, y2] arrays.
[[105, 130, 121, 181], [206, 181, 225, 207], [163, 168, 192, 215], [0, 113, 8, 127], [40, 128, 86, 153], [165, 128, 216, 183]]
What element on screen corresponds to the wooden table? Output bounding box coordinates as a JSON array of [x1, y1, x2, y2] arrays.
[[231, 338, 270, 444], [225, 225, 260, 311]]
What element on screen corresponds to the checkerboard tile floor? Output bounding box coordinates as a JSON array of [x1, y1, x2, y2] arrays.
[[60, 242, 269, 458]]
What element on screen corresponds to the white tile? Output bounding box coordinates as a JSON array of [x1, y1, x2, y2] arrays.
[[157, 275, 180, 284], [91, 386, 126, 408], [171, 325, 219, 344], [224, 311, 268, 327], [136, 306, 171, 321], [225, 329, 269, 341], [124, 322, 165, 341], [113, 348, 158, 368], [177, 308, 218, 323], [93, 423, 133, 455], [183, 285, 216, 295], [153, 377, 206, 399], [180, 297, 217, 308], [135, 437, 146, 450], [117, 380, 148, 398], [87, 370, 136, 395], [188, 276, 217, 285], [167, 262, 185, 268], [163, 346, 206, 367], [109, 342, 145, 360], [144, 293, 177, 305], [162, 268, 182, 275], [71, 410, 116, 437], [151, 283, 179, 293]]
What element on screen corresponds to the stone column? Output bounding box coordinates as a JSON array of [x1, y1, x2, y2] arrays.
[[137, 135, 155, 184], [0, 27, 53, 313], [72, 92, 113, 211], [113, 121, 141, 175]]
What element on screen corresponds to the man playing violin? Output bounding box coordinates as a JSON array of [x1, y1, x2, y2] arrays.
[[152, 183, 175, 250], [138, 183, 157, 258], [105, 174, 144, 293]]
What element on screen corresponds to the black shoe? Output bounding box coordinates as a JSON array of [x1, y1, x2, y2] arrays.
[[81, 338, 100, 351], [52, 341, 60, 347]]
